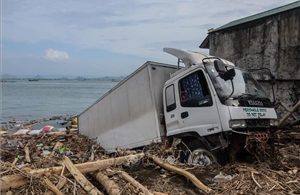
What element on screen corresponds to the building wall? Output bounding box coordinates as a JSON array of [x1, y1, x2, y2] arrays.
[[208, 8, 300, 110]]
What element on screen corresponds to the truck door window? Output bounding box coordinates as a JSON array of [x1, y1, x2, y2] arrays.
[[165, 84, 176, 112], [179, 70, 212, 107]]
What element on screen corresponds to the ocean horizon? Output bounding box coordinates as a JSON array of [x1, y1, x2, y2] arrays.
[[1, 79, 118, 122]]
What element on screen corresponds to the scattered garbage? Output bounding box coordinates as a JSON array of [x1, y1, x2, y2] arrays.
[[27, 129, 43, 135], [1, 109, 299, 194], [13, 129, 29, 135], [1, 126, 300, 194], [212, 172, 233, 183], [41, 125, 56, 132]]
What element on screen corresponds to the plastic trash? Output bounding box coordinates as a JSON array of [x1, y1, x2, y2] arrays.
[[28, 129, 43, 135], [212, 172, 233, 183], [13, 129, 29, 135], [59, 147, 66, 154], [42, 150, 51, 156]]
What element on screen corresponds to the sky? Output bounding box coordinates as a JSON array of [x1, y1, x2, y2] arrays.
[[1, 0, 297, 78]]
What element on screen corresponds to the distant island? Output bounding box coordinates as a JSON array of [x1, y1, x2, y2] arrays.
[[28, 79, 39, 81], [1, 74, 126, 82]]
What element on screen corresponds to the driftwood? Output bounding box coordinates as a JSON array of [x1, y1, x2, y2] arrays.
[[18, 141, 25, 148], [12, 158, 18, 166], [44, 176, 64, 195], [153, 192, 169, 195], [24, 146, 31, 163], [147, 154, 212, 194], [51, 142, 64, 156], [90, 145, 95, 161], [250, 171, 262, 189], [62, 156, 102, 195], [95, 172, 122, 195], [117, 170, 153, 195], [56, 176, 67, 190], [276, 101, 298, 120], [1, 153, 145, 191], [279, 101, 300, 126]]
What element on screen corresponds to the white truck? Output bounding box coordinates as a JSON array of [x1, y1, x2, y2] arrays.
[[78, 48, 278, 165]]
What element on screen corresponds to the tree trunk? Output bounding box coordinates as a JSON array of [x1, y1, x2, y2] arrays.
[[94, 172, 121, 195]]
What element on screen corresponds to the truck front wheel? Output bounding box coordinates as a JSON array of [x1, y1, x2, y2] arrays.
[[187, 140, 216, 166]]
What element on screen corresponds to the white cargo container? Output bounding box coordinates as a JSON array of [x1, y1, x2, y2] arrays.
[[78, 61, 178, 152]]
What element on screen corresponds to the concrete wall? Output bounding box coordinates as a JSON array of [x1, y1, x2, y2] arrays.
[[208, 8, 300, 111]]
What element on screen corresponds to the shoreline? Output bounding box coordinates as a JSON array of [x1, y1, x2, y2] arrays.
[[0, 114, 76, 135]]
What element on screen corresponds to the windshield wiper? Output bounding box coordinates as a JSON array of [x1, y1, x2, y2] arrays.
[[232, 93, 257, 100], [241, 93, 257, 98]]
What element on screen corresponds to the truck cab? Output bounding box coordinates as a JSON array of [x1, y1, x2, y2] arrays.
[[162, 48, 278, 165]]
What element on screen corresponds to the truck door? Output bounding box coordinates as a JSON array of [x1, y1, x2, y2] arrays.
[[177, 69, 222, 136], [164, 84, 181, 133]]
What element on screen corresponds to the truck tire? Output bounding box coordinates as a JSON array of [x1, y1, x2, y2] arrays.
[[186, 140, 217, 166]]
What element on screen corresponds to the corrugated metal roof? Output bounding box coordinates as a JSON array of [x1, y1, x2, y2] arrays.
[[214, 1, 300, 32]]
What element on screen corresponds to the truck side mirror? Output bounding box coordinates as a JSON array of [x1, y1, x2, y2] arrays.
[[220, 68, 236, 81], [214, 60, 226, 74], [270, 73, 276, 86], [214, 60, 236, 81]]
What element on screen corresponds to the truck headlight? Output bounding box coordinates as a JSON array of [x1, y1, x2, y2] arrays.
[[270, 119, 279, 126], [229, 119, 247, 129]]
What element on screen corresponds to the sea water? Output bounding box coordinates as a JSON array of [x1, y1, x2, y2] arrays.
[[1, 79, 118, 122]]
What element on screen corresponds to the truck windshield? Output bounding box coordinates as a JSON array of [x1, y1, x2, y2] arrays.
[[206, 64, 267, 100]]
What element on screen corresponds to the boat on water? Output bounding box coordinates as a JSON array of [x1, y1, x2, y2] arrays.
[[28, 79, 39, 81]]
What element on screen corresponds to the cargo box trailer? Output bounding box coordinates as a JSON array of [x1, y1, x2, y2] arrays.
[[78, 62, 178, 152]]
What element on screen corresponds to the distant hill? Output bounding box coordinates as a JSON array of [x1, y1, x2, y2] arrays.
[[1, 74, 18, 79], [1, 74, 127, 80], [59, 77, 70, 80], [34, 75, 44, 79], [75, 77, 87, 81], [95, 76, 126, 81]]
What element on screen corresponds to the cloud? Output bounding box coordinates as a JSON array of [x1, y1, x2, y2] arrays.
[[43, 49, 70, 62], [2, 0, 297, 75]]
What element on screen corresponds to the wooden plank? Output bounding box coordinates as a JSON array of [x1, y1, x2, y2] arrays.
[[62, 156, 103, 195], [56, 176, 67, 190], [279, 101, 300, 126], [44, 177, 64, 195]]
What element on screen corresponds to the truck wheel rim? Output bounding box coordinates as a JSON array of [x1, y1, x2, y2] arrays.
[[187, 148, 216, 166]]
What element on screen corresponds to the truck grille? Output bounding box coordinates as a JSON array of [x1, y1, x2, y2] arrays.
[[246, 119, 270, 128]]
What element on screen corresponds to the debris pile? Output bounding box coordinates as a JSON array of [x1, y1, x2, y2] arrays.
[[1, 101, 299, 194], [1, 128, 299, 195]]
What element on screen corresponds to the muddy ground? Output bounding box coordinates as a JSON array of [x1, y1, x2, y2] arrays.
[[1, 128, 300, 195]]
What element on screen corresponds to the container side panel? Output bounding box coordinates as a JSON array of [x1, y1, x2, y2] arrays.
[[79, 62, 178, 151], [79, 110, 89, 136], [127, 67, 153, 122], [95, 95, 115, 148], [110, 84, 130, 130]]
